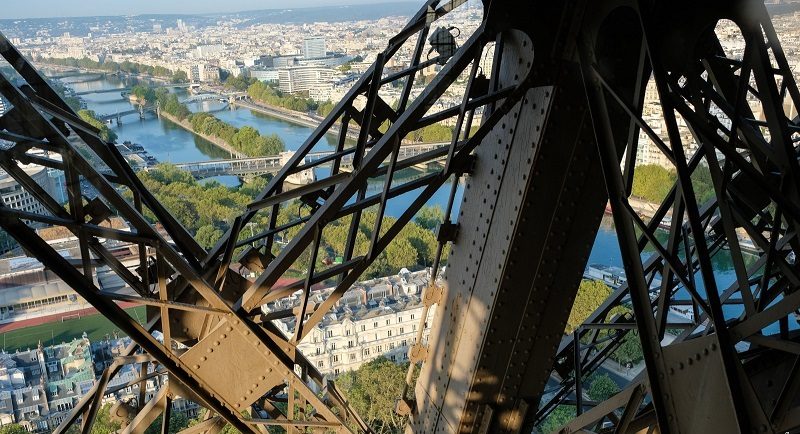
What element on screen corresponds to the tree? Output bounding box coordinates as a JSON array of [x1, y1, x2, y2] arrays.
[[587, 373, 621, 402], [384, 238, 419, 272], [246, 80, 318, 113], [316, 100, 335, 117], [39, 57, 175, 79], [337, 357, 409, 433], [78, 109, 117, 143], [157, 92, 191, 120], [185, 110, 285, 157], [631, 164, 676, 204], [87, 404, 122, 434], [415, 205, 444, 230], [224, 75, 256, 91], [691, 163, 715, 205], [195, 224, 224, 249], [0, 424, 28, 434], [565, 280, 613, 334], [538, 405, 575, 434], [144, 411, 191, 434], [172, 70, 188, 83], [130, 84, 156, 104], [611, 331, 644, 365]]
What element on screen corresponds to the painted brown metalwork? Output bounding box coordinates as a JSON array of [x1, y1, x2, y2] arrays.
[[0, 0, 798, 433]]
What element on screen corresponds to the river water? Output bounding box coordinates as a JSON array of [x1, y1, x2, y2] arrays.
[[57, 71, 759, 327]]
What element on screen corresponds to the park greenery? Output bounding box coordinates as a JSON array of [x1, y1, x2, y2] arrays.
[[78, 109, 117, 143], [539, 405, 576, 433], [38, 56, 186, 83], [535, 375, 620, 433], [564, 279, 644, 374], [278, 203, 445, 278], [631, 163, 716, 206], [144, 412, 191, 434], [171, 70, 189, 84], [566, 280, 617, 334], [151, 88, 284, 157], [130, 84, 157, 104], [336, 357, 411, 434], [60, 404, 121, 434], [136, 164, 265, 239], [691, 163, 716, 204], [247, 80, 318, 113], [408, 123, 454, 143], [587, 373, 621, 402], [0, 424, 28, 434], [136, 165, 444, 278], [223, 74, 256, 92], [50, 79, 83, 111], [188, 112, 285, 156], [155, 89, 191, 120], [609, 330, 644, 365], [415, 205, 445, 231], [631, 164, 677, 203], [316, 99, 336, 117]]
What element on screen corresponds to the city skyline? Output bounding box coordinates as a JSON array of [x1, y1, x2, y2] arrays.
[[2, 0, 418, 20]]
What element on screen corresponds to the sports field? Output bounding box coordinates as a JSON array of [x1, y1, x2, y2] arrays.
[[0, 306, 146, 352]]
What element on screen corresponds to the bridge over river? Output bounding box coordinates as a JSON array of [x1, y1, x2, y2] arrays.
[[98, 94, 230, 123], [167, 142, 451, 180]]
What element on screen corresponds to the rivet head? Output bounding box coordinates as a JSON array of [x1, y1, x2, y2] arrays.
[[207, 348, 214, 353], [193, 365, 200, 369]]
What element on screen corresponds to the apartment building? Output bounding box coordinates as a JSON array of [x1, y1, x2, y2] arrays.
[[269, 269, 436, 376]]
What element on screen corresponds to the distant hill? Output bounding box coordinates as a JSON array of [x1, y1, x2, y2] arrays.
[[232, 2, 420, 26], [767, 1, 800, 15], [0, 2, 420, 39]]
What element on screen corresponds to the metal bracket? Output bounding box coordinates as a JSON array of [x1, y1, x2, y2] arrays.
[[436, 222, 459, 243]]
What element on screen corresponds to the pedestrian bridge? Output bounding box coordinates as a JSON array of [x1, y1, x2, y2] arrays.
[[169, 142, 450, 180]]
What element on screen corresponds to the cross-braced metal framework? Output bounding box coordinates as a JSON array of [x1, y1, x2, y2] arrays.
[[0, 0, 524, 432], [0, 0, 799, 433], [534, 1, 800, 433]]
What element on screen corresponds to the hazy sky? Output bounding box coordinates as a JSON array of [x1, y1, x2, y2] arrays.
[[3, 0, 407, 19]]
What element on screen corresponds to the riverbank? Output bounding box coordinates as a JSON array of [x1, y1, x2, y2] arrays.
[[38, 62, 174, 85], [234, 99, 446, 146], [158, 111, 246, 159], [232, 99, 361, 141]]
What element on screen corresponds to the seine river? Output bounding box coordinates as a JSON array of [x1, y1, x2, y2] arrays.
[[57, 72, 754, 326]]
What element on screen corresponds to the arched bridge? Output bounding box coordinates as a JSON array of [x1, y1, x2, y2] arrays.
[[74, 87, 131, 96], [98, 105, 157, 122], [170, 142, 450, 179]]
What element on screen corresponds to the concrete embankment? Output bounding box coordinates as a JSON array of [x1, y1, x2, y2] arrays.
[[158, 111, 246, 159]]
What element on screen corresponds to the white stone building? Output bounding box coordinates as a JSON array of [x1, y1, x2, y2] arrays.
[[267, 269, 437, 376]]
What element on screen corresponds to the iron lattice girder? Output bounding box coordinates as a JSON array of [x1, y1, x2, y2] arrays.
[[0, 0, 799, 433], [533, 1, 800, 434], [0, 0, 514, 432]]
